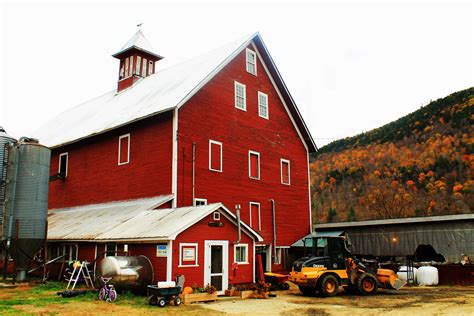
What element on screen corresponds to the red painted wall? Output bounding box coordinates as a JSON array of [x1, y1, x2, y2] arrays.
[[177, 45, 311, 248], [48, 111, 173, 209], [130, 243, 167, 283], [173, 211, 255, 287]]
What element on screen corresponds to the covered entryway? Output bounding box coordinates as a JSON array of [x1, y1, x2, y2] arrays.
[[204, 241, 228, 294]]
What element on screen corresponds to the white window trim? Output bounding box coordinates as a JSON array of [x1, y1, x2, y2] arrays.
[[118, 134, 130, 165], [248, 150, 260, 180], [179, 243, 199, 267], [58, 152, 68, 177], [234, 81, 247, 111], [246, 48, 257, 76], [258, 91, 269, 119], [249, 202, 261, 231], [209, 140, 223, 172], [280, 159, 291, 185], [104, 243, 118, 258], [213, 211, 221, 221], [234, 243, 249, 264], [194, 198, 208, 206]]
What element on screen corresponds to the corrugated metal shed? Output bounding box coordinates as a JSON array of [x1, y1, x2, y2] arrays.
[[48, 197, 262, 242]]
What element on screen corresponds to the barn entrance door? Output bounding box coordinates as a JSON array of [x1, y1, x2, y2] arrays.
[[204, 240, 228, 295]]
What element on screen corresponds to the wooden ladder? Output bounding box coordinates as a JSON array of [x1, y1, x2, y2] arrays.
[[66, 261, 95, 290]]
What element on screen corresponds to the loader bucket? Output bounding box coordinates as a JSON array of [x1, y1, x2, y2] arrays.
[[376, 269, 407, 290]]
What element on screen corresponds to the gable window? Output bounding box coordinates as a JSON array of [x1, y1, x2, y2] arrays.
[[248, 151, 260, 180], [213, 212, 221, 221], [142, 58, 147, 77], [249, 202, 261, 231], [59, 152, 68, 178], [246, 48, 257, 75], [281, 159, 291, 185], [209, 140, 222, 172], [234, 244, 248, 264], [194, 198, 208, 206], [234, 81, 246, 111], [258, 92, 269, 119], [135, 56, 142, 75], [118, 134, 130, 165]]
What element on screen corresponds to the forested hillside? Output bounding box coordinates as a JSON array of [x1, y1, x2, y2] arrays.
[[311, 87, 473, 224]]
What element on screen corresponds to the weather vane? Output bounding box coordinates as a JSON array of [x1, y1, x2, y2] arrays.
[[137, 23, 143, 29]]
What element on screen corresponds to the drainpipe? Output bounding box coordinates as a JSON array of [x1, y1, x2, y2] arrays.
[[192, 142, 196, 204], [270, 199, 277, 263], [235, 204, 241, 244]]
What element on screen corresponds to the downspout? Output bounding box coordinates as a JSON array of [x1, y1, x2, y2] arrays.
[[270, 199, 277, 263], [192, 142, 196, 204], [235, 204, 241, 244]]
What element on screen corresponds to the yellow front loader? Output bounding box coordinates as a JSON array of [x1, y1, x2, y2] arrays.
[[288, 236, 406, 297]]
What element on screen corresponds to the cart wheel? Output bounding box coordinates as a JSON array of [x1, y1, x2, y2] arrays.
[[148, 295, 158, 305], [174, 296, 182, 306], [158, 297, 167, 307], [283, 282, 290, 290]]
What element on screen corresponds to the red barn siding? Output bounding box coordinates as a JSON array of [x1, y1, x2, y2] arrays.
[[177, 45, 310, 246], [48, 111, 173, 209], [129, 244, 168, 283], [173, 212, 255, 287]]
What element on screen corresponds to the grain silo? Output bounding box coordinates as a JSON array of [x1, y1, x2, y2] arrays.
[[1, 134, 51, 281]]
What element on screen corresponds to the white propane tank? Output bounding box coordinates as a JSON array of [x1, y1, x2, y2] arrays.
[[417, 266, 439, 286], [397, 266, 418, 283]]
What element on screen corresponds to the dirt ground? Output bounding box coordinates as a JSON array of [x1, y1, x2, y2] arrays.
[[1, 282, 473, 315]]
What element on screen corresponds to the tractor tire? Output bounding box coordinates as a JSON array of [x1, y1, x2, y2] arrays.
[[282, 282, 290, 290], [299, 286, 316, 296], [357, 273, 378, 295], [318, 275, 339, 297]]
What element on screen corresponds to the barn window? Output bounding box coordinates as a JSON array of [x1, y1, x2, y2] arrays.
[[258, 92, 268, 119], [105, 243, 117, 257], [249, 202, 261, 231], [136, 56, 142, 75], [234, 81, 246, 110], [142, 58, 147, 77], [59, 152, 68, 178], [128, 56, 134, 77], [274, 247, 282, 265], [209, 140, 222, 172], [234, 244, 248, 264], [194, 198, 208, 206], [248, 151, 260, 180], [213, 212, 221, 221], [118, 134, 130, 165], [281, 159, 290, 185], [246, 48, 257, 75], [148, 60, 154, 75], [179, 243, 198, 267], [119, 61, 125, 79]]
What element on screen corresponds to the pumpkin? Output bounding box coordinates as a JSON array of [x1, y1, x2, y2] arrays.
[[182, 286, 193, 294]]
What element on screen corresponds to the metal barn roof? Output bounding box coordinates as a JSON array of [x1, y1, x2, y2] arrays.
[[47, 197, 263, 242], [33, 33, 317, 152]]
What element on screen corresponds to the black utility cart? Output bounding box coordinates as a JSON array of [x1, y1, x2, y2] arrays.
[[147, 275, 185, 307]]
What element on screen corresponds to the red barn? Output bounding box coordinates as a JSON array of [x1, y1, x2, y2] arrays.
[[35, 31, 317, 291]]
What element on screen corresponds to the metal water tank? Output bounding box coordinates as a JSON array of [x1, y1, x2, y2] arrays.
[[0, 127, 17, 239], [3, 137, 51, 274]]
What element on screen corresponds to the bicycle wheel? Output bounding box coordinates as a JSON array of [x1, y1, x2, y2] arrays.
[[98, 288, 107, 301], [107, 289, 117, 303]]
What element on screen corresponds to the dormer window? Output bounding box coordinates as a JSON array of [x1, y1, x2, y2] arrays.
[[136, 56, 142, 75], [246, 48, 257, 75], [148, 60, 154, 75]]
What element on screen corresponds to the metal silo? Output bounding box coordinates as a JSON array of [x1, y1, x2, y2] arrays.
[[3, 137, 51, 280], [0, 127, 17, 240]]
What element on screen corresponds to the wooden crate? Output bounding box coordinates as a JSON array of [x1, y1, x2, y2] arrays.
[[179, 292, 218, 304]]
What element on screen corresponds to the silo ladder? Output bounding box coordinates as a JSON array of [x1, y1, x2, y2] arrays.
[[66, 261, 95, 290]]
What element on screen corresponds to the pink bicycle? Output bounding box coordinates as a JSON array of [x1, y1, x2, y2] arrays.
[[98, 276, 117, 303]]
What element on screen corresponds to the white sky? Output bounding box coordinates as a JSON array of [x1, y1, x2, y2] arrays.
[[1, 0, 472, 147]]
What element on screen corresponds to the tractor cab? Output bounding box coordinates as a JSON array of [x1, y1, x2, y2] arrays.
[[292, 236, 352, 272]]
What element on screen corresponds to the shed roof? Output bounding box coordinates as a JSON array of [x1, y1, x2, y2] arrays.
[[33, 33, 316, 152], [47, 197, 263, 242], [314, 213, 474, 230]]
